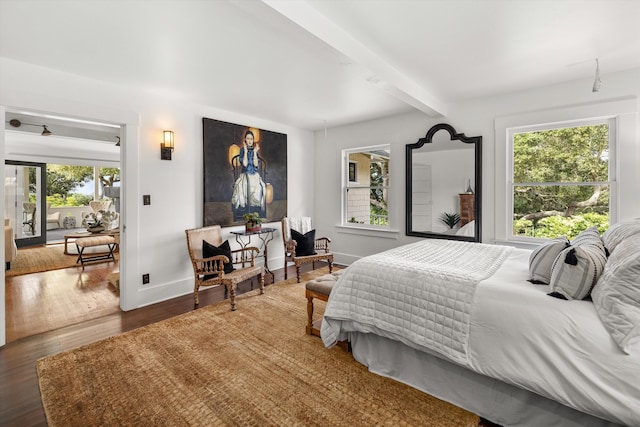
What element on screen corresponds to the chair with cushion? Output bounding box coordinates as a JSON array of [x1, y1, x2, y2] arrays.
[[185, 225, 265, 310], [46, 203, 61, 230], [281, 216, 333, 283], [22, 202, 37, 234]]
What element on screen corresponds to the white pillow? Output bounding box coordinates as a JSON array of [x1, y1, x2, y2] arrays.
[[592, 233, 640, 353], [548, 243, 607, 300], [601, 219, 640, 255], [528, 237, 570, 285]]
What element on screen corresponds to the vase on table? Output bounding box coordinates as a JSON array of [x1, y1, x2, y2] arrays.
[[87, 226, 105, 234]]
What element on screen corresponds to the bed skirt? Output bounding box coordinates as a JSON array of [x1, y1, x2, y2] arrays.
[[349, 332, 623, 427]]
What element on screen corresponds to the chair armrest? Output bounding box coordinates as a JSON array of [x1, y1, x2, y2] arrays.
[[284, 239, 298, 257], [314, 237, 331, 252], [192, 255, 229, 278], [230, 246, 260, 267]]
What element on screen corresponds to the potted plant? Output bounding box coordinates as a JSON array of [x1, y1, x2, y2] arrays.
[[243, 212, 263, 232], [439, 212, 461, 229], [86, 212, 105, 233]]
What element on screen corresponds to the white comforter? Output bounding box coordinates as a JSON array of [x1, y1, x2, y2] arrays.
[[322, 239, 513, 365], [322, 243, 640, 426]]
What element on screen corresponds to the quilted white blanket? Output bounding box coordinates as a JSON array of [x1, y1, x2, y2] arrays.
[[322, 240, 513, 365]]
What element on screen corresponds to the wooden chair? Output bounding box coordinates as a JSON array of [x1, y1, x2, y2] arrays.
[[281, 217, 333, 283], [185, 225, 265, 310]]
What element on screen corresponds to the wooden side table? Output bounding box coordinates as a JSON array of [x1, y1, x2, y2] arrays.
[[230, 227, 277, 283]]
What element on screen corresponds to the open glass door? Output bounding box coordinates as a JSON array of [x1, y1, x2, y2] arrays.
[[5, 161, 46, 247]]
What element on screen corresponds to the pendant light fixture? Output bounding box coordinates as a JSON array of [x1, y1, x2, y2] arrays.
[[592, 58, 602, 93], [41, 125, 52, 136]]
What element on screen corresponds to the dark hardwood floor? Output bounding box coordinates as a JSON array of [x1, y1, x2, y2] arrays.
[[1, 261, 317, 426]]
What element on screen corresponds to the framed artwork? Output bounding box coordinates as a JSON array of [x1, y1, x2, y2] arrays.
[[203, 118, 288, 227]]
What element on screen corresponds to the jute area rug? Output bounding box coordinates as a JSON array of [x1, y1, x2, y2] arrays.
[[37, 268, 479, 426], [6, 244, 118, 277]]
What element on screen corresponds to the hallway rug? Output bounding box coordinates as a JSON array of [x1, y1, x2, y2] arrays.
[[6, 244, 117, 277], [37, 269, 480, 426]]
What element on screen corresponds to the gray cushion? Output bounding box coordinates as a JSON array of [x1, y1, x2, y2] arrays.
[[528, 237, 570, 285], [549, 243, 607, 300]]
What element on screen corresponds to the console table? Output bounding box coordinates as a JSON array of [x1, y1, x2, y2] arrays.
[[230, 227, 277, 283]]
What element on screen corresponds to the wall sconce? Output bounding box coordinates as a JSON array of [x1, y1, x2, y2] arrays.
[[161, 130, 174, 160]]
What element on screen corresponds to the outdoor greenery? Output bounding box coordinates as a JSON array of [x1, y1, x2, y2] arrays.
[[513, 124, 610, 239], [369, 159, 389, 225], [45, 165, 120, 207]]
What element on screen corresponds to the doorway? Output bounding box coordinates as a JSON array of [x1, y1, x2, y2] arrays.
[[4, 109, 124, 342]]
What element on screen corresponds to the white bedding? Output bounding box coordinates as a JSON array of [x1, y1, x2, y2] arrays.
[[323, 244, 640, 426], [322, 239, 512, 365]]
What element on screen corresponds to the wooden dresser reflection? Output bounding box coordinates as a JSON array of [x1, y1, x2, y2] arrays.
[[459, 193, 475, 226]]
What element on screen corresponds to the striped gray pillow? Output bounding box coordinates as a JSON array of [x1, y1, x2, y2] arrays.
[[549, 243, 608, 300], [528, 237, 570, 285], [571, 226, 605, 249]]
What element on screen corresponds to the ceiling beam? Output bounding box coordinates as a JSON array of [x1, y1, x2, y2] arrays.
[[262, 0, 446, 117]]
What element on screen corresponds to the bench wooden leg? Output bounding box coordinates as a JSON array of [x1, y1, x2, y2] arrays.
[[306, 295, 314, 335]]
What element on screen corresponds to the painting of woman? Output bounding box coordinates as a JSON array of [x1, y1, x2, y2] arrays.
[[231, 130, 266, 218]]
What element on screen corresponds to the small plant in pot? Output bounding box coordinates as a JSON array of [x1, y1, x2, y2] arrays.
[[86, 212, 105, 233], [439, 212, 461, 229], [243, 212, 263, 232]]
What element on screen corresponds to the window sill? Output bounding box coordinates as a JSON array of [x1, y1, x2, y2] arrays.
[[335, 224, 399, 239]]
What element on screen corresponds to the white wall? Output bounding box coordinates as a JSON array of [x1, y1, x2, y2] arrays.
[[316, 67, 640, 265], [0, 58, 314, 346]]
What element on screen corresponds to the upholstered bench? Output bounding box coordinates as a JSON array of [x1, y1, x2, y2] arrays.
[[75, 235, 117, 269], [305, 270, 344, 336]]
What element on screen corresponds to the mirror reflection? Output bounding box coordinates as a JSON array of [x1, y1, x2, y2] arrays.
[[406, 123, 481, 241]]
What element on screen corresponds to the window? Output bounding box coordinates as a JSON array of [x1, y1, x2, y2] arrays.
[[342, 145, 390, 227], [509, 119, 615, 240]]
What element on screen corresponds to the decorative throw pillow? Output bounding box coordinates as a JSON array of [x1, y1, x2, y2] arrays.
[[203, 239, 235, 275], [548, 243, 607, 300], [571, 226, 605, 250], [592, 233, 640, 353], [291, 228, 316, 256], [601, 219, 640, 256], [528, 237, 570, 285]]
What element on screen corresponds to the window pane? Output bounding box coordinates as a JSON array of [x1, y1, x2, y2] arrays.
[[513, 125, 609, 183], [344, 146, 389, 227], [513, 185, 609, 239], [346, 187, 389, 225]]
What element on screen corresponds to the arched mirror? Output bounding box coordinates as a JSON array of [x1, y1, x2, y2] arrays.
[[406, 123, 482, 242]]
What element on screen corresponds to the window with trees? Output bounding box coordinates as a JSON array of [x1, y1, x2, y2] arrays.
[[45, 164, 120, 207], [510, 119, 614, 240], [343, 146, 390, 227]]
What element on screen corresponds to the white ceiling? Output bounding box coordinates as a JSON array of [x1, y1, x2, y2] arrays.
[[1, 0, 640, 131]]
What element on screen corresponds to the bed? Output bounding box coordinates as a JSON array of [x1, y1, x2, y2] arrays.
[[321, 222, 640, 427]]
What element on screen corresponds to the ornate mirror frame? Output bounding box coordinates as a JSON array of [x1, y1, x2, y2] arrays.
[[405, 123, 482, 242]]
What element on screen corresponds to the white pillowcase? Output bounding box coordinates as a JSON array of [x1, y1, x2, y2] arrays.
[[601, 219, 640, 255], [592, 233, 640, 353], [528, 237, 570, 285]]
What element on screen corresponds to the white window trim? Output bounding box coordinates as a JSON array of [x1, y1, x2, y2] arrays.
[[341, 144, 391, 230], [494, 97, 637, 246]]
